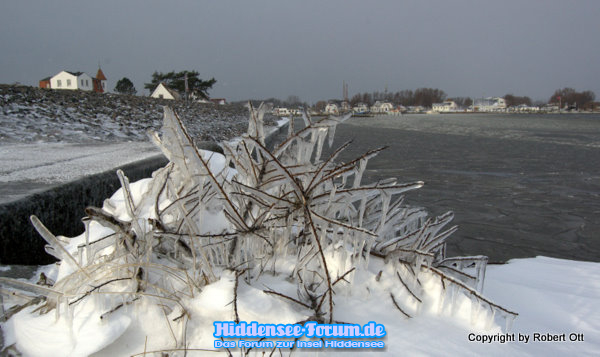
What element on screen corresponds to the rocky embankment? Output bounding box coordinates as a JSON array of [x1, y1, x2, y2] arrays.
[[0, 84, 276, 143]]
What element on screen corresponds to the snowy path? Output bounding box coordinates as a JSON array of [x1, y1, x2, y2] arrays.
[[0, 142, 160, 203]]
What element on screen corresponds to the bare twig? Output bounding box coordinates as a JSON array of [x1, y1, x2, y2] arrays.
[[263, 289, 311, 309], [390, 292, 411, 318]]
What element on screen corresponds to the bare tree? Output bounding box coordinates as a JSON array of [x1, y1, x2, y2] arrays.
[[504, 94, 532, 107], [549, 88, 596, 108], [448, 97, 473, 108], [314, 100, 327, 112]]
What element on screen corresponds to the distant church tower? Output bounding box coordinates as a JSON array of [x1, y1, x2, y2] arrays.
[[94, 67, 107, 93]]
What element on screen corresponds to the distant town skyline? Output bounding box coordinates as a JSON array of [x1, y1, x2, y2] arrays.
[[1, 0, 599, 104]]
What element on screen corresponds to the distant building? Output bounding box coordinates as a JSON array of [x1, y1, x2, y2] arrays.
[[40, 68, 107, 93], [352, 103, 369, 114], [50, 71, 94, 91], [541, 104, 560, 112], [340, 101, 351, 113], [93, 68, 107, 93], [406, 106, 425, 113], [509, 104, 540, 113], [150, 83, 181, 100], [432, 100, 458, 113], [39, 77, 51, 89], [370, 101, 394, 114], [473, 97, 507, 112], [273, 107, 290, 116], [324, 103, 339, 115], [210, 98, 227, 105]]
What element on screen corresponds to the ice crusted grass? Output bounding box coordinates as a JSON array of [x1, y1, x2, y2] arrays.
[[1, 104, 517, 356]]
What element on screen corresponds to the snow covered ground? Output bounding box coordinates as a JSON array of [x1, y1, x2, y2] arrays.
[[0, 142, 160, 184], [306, 256, 600, 356], [483, 257, 600, 356], [0, 142, 160, 203], [1, 256, 598, 356]]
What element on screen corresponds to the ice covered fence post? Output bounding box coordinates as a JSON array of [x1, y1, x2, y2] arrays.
[[0, 104, 517, 356]]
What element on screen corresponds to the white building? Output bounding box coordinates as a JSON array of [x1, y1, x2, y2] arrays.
[[370, 101, 394, 114], [509, 104, 540, 113], [352, 103, 369, 114], [340, 101, 351, 113], [541, 104, 560, 112], [473, 97, 507, 112], [324, 103, 339, 115], [406, 106, 426, 113], [42, 68, 107, 92], [273, 107, 290, 116], [50, 71, 94, 91], [432, 100, 458, 113], [151, 83, 181, 100]]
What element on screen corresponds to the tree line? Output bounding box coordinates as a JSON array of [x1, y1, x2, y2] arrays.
[[329, 87, 596, 109], [349, 88, 448, 108]]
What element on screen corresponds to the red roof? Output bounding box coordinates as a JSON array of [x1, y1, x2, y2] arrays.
[[95, 68, 107, 80]]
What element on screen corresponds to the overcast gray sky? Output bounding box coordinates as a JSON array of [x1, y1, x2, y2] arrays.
[[2, 0, 599, 104]]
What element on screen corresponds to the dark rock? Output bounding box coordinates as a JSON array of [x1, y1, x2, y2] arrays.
[[0, 84, 278, 144]]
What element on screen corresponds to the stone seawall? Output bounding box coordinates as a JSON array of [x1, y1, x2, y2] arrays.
[[0, 155, 168, 264]]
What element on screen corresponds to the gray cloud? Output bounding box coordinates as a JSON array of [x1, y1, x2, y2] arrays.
[[2, 0, 599, 104]]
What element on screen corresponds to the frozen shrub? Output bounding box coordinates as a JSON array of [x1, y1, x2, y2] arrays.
[[0, 105, 516, 355]]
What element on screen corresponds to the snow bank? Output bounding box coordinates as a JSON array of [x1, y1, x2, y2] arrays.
[[3, 257, 597, 356]]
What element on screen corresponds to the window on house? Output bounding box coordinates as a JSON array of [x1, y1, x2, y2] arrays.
[[86, 80, 89, 86], [57, 80, 62, 87], [81, 79, 84, 86], [67, 79, 71, 86]]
